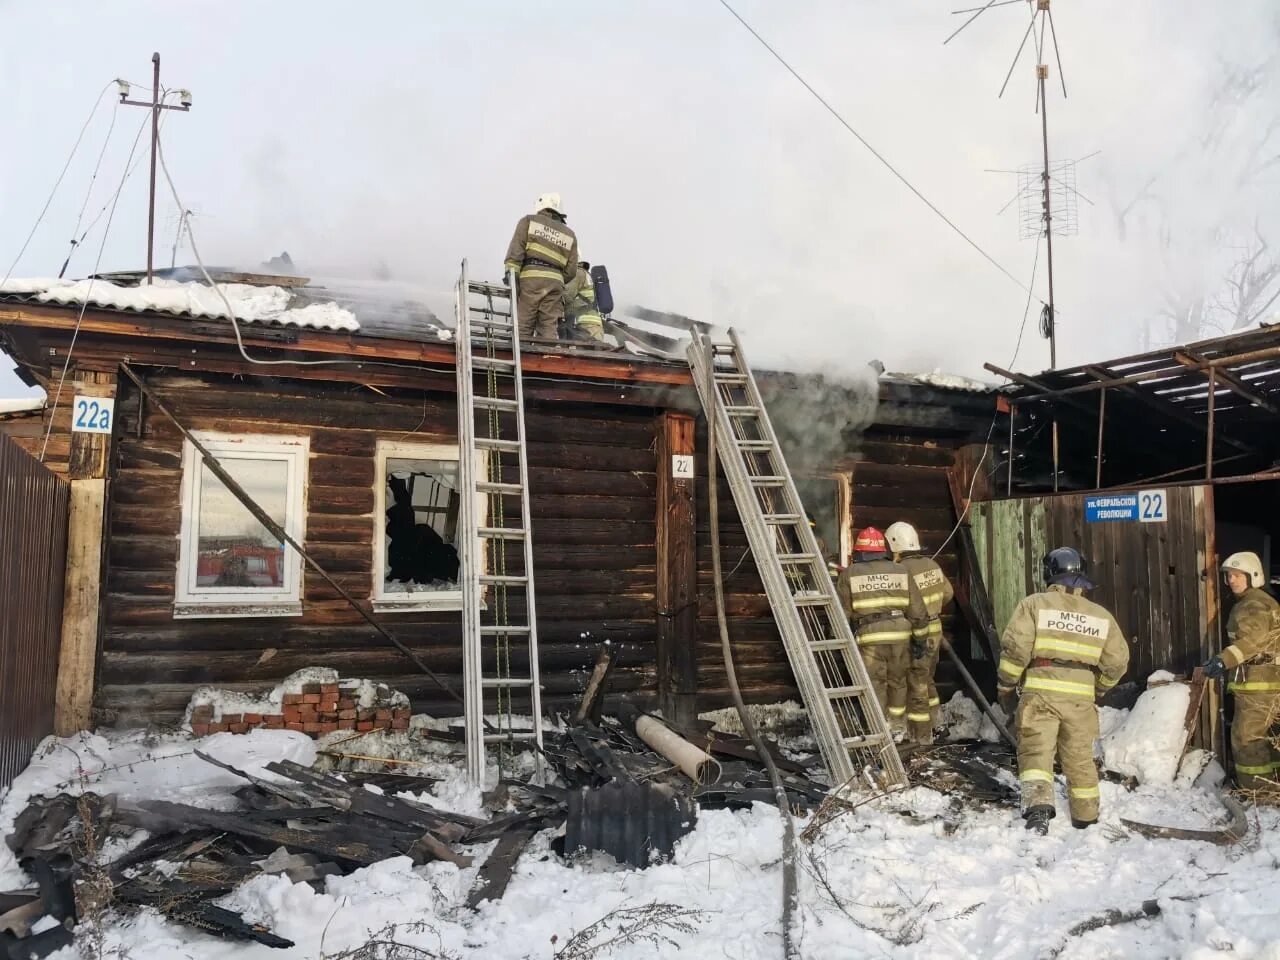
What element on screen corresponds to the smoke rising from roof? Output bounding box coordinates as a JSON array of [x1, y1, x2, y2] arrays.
[[1, 1, 1278, 397]]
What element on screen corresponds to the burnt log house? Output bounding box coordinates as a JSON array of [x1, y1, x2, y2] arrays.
[[0, 278, 998, 730]]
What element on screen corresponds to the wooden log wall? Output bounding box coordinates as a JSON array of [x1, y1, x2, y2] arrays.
[[96, 373, 660, 725], [693, 429, 974, 711]]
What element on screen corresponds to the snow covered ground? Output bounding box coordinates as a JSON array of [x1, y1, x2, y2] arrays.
[[2, 703, 1278, 959]]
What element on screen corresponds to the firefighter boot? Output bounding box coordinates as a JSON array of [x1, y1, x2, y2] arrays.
[[1024, 805, 1053, 836]]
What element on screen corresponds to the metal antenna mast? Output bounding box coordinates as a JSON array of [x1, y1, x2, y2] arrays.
[[949, 0, 1068, 367]]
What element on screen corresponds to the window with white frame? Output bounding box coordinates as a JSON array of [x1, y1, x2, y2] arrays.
[[373, 441, 481, 612], [175, 433, 309, 618], [795, 473, 853, 570]]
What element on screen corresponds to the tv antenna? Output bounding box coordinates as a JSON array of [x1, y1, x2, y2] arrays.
[[947, 0, 1068, 367]]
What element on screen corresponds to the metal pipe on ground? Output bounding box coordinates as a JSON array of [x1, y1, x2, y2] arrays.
[[616, 702, 721, 784], [941, 638, 1016, 747]]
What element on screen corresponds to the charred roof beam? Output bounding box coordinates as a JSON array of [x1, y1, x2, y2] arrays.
[[1172, 350, 1280, 419]]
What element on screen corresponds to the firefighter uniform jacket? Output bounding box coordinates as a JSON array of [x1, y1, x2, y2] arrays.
[[901, 555, 954, 640], [1221, 587, 1280, 672], [563, 266, 604, 330], [997, 585, 1129, 700], [504, 213, 578, 285], [1221, 586, 1280, 785], [837, 558, 929, 646]]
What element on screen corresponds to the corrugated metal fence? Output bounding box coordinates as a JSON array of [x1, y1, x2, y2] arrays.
[[0, 433, 69, 789]]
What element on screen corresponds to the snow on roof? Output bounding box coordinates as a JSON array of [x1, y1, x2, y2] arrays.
[[886, 370, 996, 393], [0, 277, 359, 332], [0, 397, 44, 414]]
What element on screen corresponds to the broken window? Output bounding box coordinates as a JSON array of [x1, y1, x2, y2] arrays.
[[373, 441, 479, 611], [175, 433, 308, 618], [795, 474, 852, 570]]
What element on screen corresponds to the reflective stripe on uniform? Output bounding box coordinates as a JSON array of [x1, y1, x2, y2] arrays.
[[928, 696, 941, 708], [1020, 768, 1054, 784], [1023, 676, 1096, 698], [1032, 637, 1103, 661], [849, 595, 909, 612], [503, 259, 520, 273], [1222, 644, 1245, 666], [525, 241, 569, 266], [1227, 681, 1280, 693], [518, 266, 565, 282], [1069, 785, 1100, 799], [916, 620, 943, 637], [997, 658, 1023, 681], [857, 629, 912, 645], [907, 713, 931, 723], [1234, 761, 1280, 775], [888, 706, 906, 717], [918, 589, 946, 606], [1096, 674, 1120, 689]]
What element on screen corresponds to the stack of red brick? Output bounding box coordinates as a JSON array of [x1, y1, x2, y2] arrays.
[[190, 681, 412, 738]]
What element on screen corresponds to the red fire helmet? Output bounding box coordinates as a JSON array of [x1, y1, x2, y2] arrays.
[[853, 526, 888, 554]]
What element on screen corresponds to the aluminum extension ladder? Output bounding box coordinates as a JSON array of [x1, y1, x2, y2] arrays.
[[454, 260, 545, 785], [688, 330, 907, 789]]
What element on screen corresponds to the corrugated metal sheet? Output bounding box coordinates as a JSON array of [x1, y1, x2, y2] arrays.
[[564, 780, 697, 868], [0, 434, 69, 789]]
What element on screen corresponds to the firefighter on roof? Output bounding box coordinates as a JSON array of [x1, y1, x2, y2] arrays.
[[887, 520, 954, 743], [1201, 551, 1280, 790], [563, 260, 605, 341], [504, 193, 579, 341], [998, 547, 1129, 834], [837, 526, 929, 734]]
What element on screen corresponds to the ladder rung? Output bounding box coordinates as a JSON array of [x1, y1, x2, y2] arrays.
[[762, 514, 802, 525], [792, 592, 831, 606], [476, 438, 522, 452], [468, 281, 512, 296], [825, 685, 868, 699], [748, 476, 786, 486], [724, 405, 761, 416], [843, 734, 888, 749], [809, 638, 852, 652], [737, 440, 773, 451], [482, 677, 534, 688], [477, 480, 523, 495], [480, 574, 529, 586], [470, 307, 513, 319], [478, 526, 527, 540], [472, 317, 514, 331], [474, 356, 515, 371], [483, 731, 540, 743], [712, 344, 736, 355], [475, 396, 519, 411], [778, 553, 818, 564], [715, 373, 749, 384], [480, 625, 531, 635]]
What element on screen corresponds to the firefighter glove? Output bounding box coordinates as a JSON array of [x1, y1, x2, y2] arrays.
[[910, 638, 927, 660], [1202, 655, 1227, 680]]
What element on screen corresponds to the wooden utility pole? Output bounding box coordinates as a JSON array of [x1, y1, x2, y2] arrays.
[[119, 53, 192, 284]]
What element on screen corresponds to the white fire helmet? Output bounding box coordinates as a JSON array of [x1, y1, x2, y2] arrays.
[[535, 192, 563, 216], [885, 521, 921, 554], [1221, 552, 1265, 589]]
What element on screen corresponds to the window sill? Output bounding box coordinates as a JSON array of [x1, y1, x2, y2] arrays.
[[173, 601, 304, 620], [373, 594, 465, 614]]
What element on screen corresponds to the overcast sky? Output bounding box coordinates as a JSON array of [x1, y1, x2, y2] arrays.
[[2, 0, 1278, 398]]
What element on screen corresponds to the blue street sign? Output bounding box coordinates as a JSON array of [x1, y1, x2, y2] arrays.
[[1085, 489, 1167, 523]]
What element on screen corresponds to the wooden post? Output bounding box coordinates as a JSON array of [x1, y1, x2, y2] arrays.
[[54, 369, 116, 734], [1007, 403, 1016, 496], [1095, 388, 1106, 489], [1052, 419, 1060, 493], [1206, 368, 1216, 480], [655, 411, 697, 725]]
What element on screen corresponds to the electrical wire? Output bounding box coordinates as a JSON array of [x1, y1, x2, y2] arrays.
[[716, 0, 1042, 303], [39, 106, 155, 462], [932, 235, 1042, 559], [59, 99, 122, 279], [2, 81, 113, 287]]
